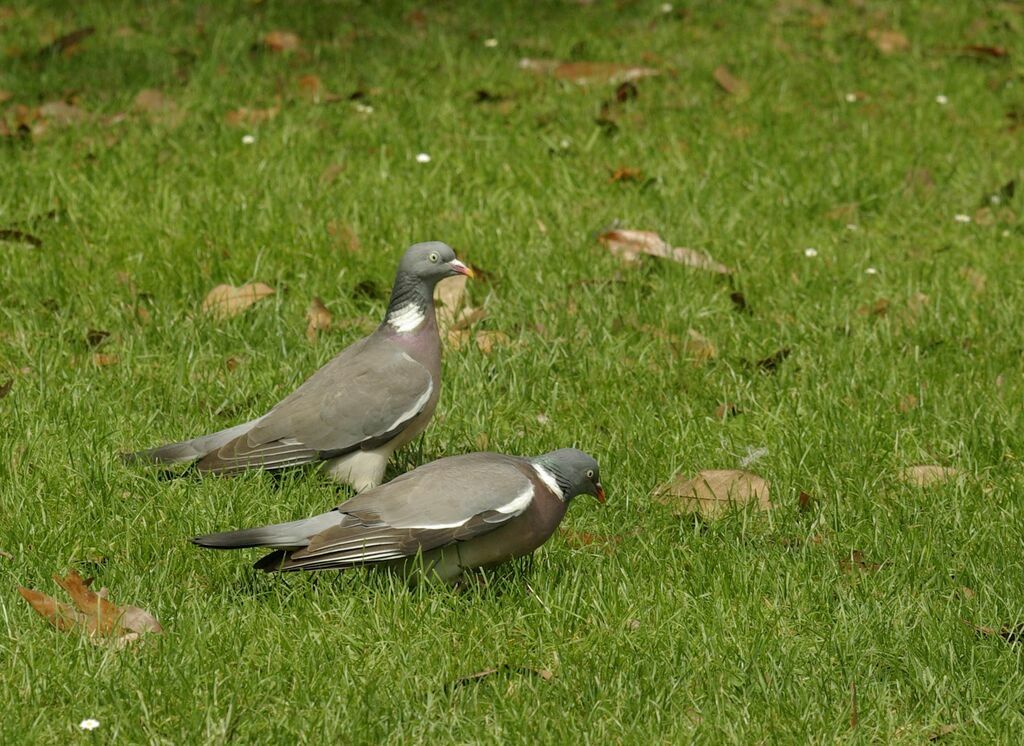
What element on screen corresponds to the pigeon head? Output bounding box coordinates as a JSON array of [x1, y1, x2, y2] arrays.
[[533, 448, 605, 503], [397, 242, 473, 285]]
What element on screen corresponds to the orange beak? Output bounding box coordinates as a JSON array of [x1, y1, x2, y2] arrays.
[[595, 484, 606, 504], [450, 259, 475, 278]]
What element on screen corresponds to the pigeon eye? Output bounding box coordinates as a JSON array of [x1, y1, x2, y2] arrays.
[[586, 469, 594, 479], [429, 252, 439, 263]]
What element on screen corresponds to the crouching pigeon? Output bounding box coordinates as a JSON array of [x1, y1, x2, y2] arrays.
[[126, 242, 472, 492], [191, 449, 604, 582]]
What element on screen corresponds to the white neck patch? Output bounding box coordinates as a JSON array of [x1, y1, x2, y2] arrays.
[[387, 303, 425, 333], [532, 463, 563, 500]]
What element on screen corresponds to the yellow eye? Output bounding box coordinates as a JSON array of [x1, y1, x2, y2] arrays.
[[429, 252, 439, 263]]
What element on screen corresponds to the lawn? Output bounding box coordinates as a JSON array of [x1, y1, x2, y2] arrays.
[[2, 0, 1024, 742]]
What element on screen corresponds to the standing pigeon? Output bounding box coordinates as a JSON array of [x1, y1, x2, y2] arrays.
[[191, 448, 604, 582], [127, 241, 473, 491]]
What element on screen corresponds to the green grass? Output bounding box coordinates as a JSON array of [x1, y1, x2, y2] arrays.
[[2, 0, 1024, 741]]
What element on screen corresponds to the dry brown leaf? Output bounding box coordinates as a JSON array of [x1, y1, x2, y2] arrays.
[[960, 267, 987, 293], [452, 664, 554, 688], [867, 29, 910, 54], [714, 402, 739, 419], [38, 100, 86, 125], [263, 30, 300, 53], [960, 586, 976, 599], [713, 65, 749, 97], [92, 353, 118, 367], [561, 529, 622, 552], [0, 90, 13, 104], [475, 330, 510, 354], [298, 74, 322, 100], [856, 298, 889, 317], [963, 618, 1024, 644], [609, 166, 643, 183], [135, 305, 151, 324], [839, 550, 881, 573], [305, 296, 332, 341], [683, 328, 717, 364], [86, 329, 110, 348], [0, 379, 12, 399], [825, 203, 858, 221], [598, 229, 731, 274], [320, 163, 345, 184], [18, 570, 162, 643], [653, 469, 771, 518], [435, 275, 469, 333], [900, 465, 958, 487], [798, 490, 814, 512], [134, 88, 174, 114], [202, 282, 275, 319], [926, 724, 958, 741], [898, 394, 919, 412], [327, 221, 361, 254], [519, 58, 660, 84], [224, 106, 279, 126]]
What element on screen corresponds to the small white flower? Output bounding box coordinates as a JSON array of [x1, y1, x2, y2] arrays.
[[1003, 229, 1011, 237], [865, 266, 878, 275], [989, 195, 1001, 205], [79, 719, 100, 731], [353, 102, 373, 114], [241, 134, 255, 145], [804, 247, 818, 257], [935, 94, 948, 105], [845, 93, 858, 103], [660, 2, 674, 13], [415, 153, 431, 163], [846, 223, 859, 231], [954, 213, 971, 223], [484, 38, 498, 48], [559, 138, 571, 149]]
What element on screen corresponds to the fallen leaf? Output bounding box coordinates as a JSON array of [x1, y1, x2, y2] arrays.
[[38, 27, 94, 57], [615, 81, 638, 102], [927, 724, 958, 741], [225, 357, 241, 372], [683, 328, 717, 365], [326, 221, 361, 253], [201, 282, 275, 319], [609, 166, 643, 183], [561, 529, 622, 552], [93, 353, 118, 366], [519, 58, 660, 84], [867, 29, 909, 54], [224, 106, 279, 126], [451, 664, 554, 689], [960, 267, 987, 293], [305, 296, 332, 341], [0, 90, 12, 104], [856, 298, 889, 317], [825, 203, 858, 221], [598, 229, 731, 274], [86, 329, 110, 348], [961, 586, 976, 599], [653, 469, 771, 518], [961, 45, 1008, 59], [0, 228, 42, 247], [850, 682, 858, 729], [18, 570, 162, 644], [135, 305, 151, 324], [963, 618, 1024, 644], [134, 89, 181, 126], [319, 163, 346, 184], [840, 550, 881, 573], [38, 100, 86, 125], [798, 490, 814, 512], [475, 330, 510, 354], [898, 394, 919, 412], [756, 348, 790, 373], [714, 402, 739, 419], [900, 465, 958, 487], [0, 379, 11, 399], [625, 618, 641, 630], [434, 275, 469, 334], [712, 65, 749, 97], [297, 74, 322, 101], [0, 548, 12, 559], [263, 30, 300, 53]]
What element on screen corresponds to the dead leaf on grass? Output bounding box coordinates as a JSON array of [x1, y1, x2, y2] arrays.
[[327, 221, 361, 254], [713, 65, 749, 97], [856, 298, 889, 317], [900, 465, 957, 487], [867, 29, 910, 54], [898, 394, 919, 412], [518, 58, 660, 84], [653, 469, 771, 518], [319, 163, 346, 184], [18, 569, 162, 645], [92, 353, 118, 367], [451, 664, 554, 689], [963, 618, 1024, 644], [38, 100, 87, 125], [38, 27, 94, 58], [262, 30, 300, 53], [474, 330, 510, 354], [798, 490, 814, 512], [0, 90, 12, 104], [714, 402, 739, 419], [960, 267, 987, 293], [561, 529, 622, 552], [609, 166, 643, 183], [961, 45, 1008, 59], [134, 89, 182, 126], [839, 550, 881, 573], [202, 282, 275, 319], [224, 106, 279, 126], [305, 297, 332, 341], [86, 329, 110, 348], [756, 348, 790, 373], [0, 379, 11, 399], [0, 228, 42, 247], [598, 229, 731, 274], [683, 328, 717, 365]]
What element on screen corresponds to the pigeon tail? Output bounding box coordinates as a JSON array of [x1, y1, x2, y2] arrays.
[[125, 418, 262, 465], [191, 511, 341, 550]]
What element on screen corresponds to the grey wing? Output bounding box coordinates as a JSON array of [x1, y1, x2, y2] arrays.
[[273, 454, 535, 571], [196, 335, 433, 474]]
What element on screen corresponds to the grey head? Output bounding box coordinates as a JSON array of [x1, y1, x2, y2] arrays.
[[385, 242, 473, 323], [531, 448, 605, 503]]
